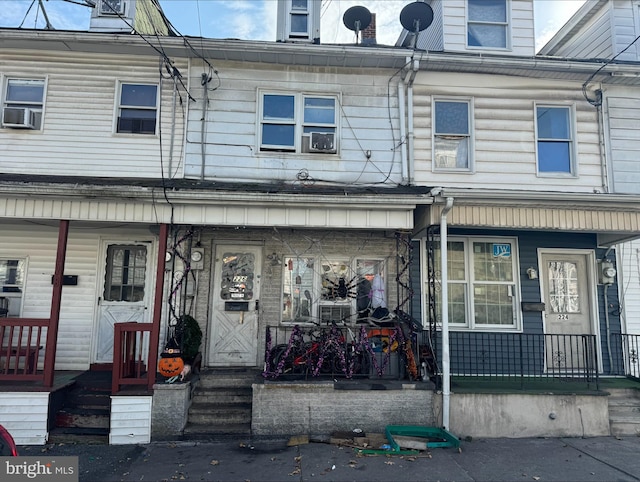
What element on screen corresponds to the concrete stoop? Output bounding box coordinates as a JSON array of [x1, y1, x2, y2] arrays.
[[183, 368, 261, 439], [608, 388, 640, 436]]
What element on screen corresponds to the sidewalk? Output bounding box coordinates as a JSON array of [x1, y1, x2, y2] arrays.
[[20, 435, 640, 482]]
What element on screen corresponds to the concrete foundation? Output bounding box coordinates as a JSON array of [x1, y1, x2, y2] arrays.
[[151, 381, 193, 439], [252, 381, 435, 436], [435, 392, 611, 438]]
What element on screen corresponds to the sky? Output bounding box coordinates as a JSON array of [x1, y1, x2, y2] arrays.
[[0, 0, 586, 51]]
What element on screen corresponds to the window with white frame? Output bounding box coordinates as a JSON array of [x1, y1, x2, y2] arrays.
[[260, 92, 337, 154], [433, 99, 472, 170], [0, 258, 26, 317], [116, 83, 158, 135], [433, 237, 520, 330], [467, 0, 508, 49], [290, 0, 310, 37], [536, 105, 574, 175], [2, 79, 45, 130], [282, 257, 385, 324]]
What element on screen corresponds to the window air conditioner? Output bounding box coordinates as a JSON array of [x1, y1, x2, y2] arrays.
[[100, 0, 125, 15], [2, 107, 37, 129], [319, 304, 351, 324], [309, 132, 336, 153]]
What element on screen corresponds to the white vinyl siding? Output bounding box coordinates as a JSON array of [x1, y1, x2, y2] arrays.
[[109, 396, 152, 444], [412, 72, 601, 192], [605, 90, 640, 194], [185, 62, 401, 185], [0, 393, 49, 445], [0, 49, 187, 179], [617, 240, 640, 336]]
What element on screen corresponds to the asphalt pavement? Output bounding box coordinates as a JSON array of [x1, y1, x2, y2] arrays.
[[19, 434, 640, 482]]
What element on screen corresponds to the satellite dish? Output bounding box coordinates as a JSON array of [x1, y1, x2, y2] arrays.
[[343, 6, 372, 44], [400, 1, 434, 34]]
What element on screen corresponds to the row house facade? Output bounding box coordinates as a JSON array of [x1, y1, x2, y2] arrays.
[[1, 0, 639, 444]]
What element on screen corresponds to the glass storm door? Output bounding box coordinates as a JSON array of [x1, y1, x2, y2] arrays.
[[95, 243, 150, 363], [541, 251, 594, 372], [208, 245, 262, 367]]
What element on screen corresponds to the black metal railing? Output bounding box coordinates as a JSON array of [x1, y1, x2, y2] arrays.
[[263, 323, 412, 380], [610, 334, 640, 379], [419, 331, 600, 390]]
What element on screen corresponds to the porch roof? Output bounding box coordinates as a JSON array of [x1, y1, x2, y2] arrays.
[[0, 175, 431, 231], [415, 188, 640, 246]]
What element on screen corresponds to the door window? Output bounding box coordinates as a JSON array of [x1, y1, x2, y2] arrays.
[[547, 261, 580, 314], [220, 253, 255, 300], [104, 245, 147, 302]]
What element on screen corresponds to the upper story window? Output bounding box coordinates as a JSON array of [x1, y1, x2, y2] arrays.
[[290, 0, 309, 37], [116, 83, 158, 135], [282, 257, 385, 324], [260, 92, 337, 154], [536, 105, 575, 175], [1, 79, 45, 130], [433, 237, 520, 331], [467, 0, 508, 49], [433, 99, 472, 171], [99, 0, 125, 15]]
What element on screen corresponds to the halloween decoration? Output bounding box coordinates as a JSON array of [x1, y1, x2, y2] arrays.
[[158, 348, 184, 378]]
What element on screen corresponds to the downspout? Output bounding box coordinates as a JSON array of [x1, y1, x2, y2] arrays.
[[200, 74, 209, 180], [168, 77, 178, 178], [596, 87, 609, 193], [407, 58, 419, 184], [398, 70, 408, 183], [439, 196, 454, 430]]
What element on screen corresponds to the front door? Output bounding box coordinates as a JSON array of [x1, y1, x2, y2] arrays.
[[94, 242, 152, 363], [540, 250, 596, 371], [208, 245, 262, 367]]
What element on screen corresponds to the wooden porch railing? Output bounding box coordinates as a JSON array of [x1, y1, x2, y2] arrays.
[[0, 318, 48, 382], [112, 322, 152, 394]]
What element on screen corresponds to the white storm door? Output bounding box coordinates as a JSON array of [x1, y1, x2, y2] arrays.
[[208, 245, 262, 367], [95, 243, 151, 363], [541, 251, 595, 371]]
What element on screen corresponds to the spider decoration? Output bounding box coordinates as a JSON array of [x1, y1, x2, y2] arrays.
[[323, 275, 373, 310]]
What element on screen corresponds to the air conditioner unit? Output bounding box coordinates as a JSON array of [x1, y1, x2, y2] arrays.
[[100, 0, 125, 15], [319, 304, 351, 324], [2, 107, 37, 129], [309, 132, 336, 153]]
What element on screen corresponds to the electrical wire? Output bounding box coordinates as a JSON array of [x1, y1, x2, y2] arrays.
[[582, 33, 640, 106]]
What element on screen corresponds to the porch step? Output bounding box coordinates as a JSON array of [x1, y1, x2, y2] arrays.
[[47, 427, 109, 445], [48, 371, 112, 445], [608, 388, 640, 436], [185, 368, 260, 438]]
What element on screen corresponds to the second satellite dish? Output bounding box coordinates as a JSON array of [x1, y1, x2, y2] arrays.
[[343, 6, 372, 33], [400, 1, 434, 33]]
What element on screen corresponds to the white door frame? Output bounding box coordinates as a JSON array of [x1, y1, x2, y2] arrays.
[[91, 237, 157, 364], [537, 248, 603, 373]]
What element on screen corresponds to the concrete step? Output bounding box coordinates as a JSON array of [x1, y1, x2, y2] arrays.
[[188, 403, 252, 425], [182, 422, 251, 438], [610, 419, 640, 437], [192, 388, 252, 404], [197, 373, 262, 389]]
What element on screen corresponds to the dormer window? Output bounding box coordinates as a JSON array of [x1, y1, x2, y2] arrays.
[[276, 0, 320, 43], [467, 0, 508, 49], [100, 0, 125, 15]]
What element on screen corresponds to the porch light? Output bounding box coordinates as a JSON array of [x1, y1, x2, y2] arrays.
[[526, 267, 538, 280]]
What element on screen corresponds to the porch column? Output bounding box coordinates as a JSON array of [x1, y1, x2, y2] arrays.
[[43, 219, 69, 387], [148, 223, 168, 391]]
